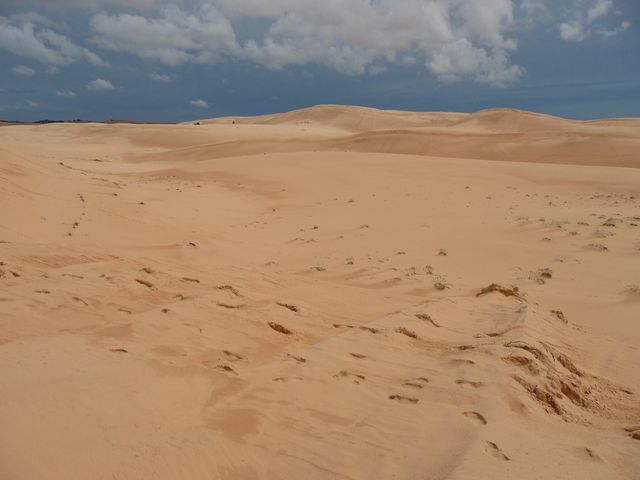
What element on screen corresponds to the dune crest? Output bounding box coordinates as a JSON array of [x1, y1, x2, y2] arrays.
[[187, 104, 640, 167]]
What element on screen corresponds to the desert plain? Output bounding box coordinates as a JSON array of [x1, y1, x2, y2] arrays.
[[1, 105, 639, 479]]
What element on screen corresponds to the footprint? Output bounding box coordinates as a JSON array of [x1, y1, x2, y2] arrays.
[[476, 284, 521, 298], [268, 322, 292, 335], [349, 353, 366, 359], [333, 323, 355, 329], [287, 354, 307, 363], [624, 426, 640, 440], [583, 447, 602, 461], [223, 350, 243, 361], [272, 376, 303, 383], [277, 302, 299, 312], [462, 411, 487, 425], [62, 273, 84, 279], [416, 313, 440, 327], [72, 296, 88, 306], [135, 278, 154, 289], [550, 310, 568, 324], [359, 326, 380, 334], [402, 377, 430, 389], [216, 302, 243, 309], [217, 364, 238, 376], [216, 285, 242, 297], [334, 371, 365, 384], [449, 358, 476, 366], [389, 394, 419, 404], [484, 441, 510, 461], [457, 345, 475, 351], [456, 379, 484, 388], [396, 327, 418, 339]]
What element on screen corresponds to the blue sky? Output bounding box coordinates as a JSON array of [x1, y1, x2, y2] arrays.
[[1, 0, 638, 121]]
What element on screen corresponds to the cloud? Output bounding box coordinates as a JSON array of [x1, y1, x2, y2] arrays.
[[149, 72, 171, 82], [560, 21, 588, 41], [86, 78, 114, 91], [11, 65, 36, 75], [600, 20, 631, 38], [427, 39, 524, 87], [519, 0, 551, 25], [8, 12, 57, 27], [237, 0, 522, 85], [56, 89, 77, 97], [26, 100, 38, 107], [587, 0, 613, 23], [1, 0, 634, 91], [559, 0, 626, 42], [91, 5, 239, 66], [0, 13, 107, 67], [190, 99, 209, 108], [87, 1, 524, 86], [20, 0, 156, 6]]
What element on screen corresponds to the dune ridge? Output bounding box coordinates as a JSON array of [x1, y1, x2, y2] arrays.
[[1, 105, 639, 479], [190, 105, 640, 166]]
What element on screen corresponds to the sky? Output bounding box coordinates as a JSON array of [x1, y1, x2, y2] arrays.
[[0, 0, 638, 122]]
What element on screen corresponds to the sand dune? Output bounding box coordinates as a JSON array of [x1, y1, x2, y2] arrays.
[[1, 105, 639, 479], [197, 104, 468, 132], [185, 105, 640, 166]]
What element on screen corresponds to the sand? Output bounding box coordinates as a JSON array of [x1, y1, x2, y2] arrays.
[[1, 105, 639, 479]]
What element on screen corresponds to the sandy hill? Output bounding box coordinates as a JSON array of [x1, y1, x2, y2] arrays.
[[198, 104, 640, 133], [174, 104, 640, 167], [1, 106, 639, 480], [194, 104, 468, 132]]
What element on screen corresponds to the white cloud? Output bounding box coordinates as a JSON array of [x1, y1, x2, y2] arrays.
[[56, 90, 77, 97], [86, 78, 114, 91], [1, 1, 633, 90], [560, 21, 588, 41], [91, 5, 239, 66], [428, 39, 524, 86], [23, 0, 156, 6], [9, 12, 57, 28], [600, 20, 631, 38], [0, 13, 107, 67], [11, 65, 36, 75], [190, 99, 209, 108], [519, 0, 551, 24], [89, 1, 523, 86], [149, 72, 171, 82], [559, 0, 627, 42], [234, 0, 522, 85], [26, 100, 38, 107], [587, 0, 613, 23]]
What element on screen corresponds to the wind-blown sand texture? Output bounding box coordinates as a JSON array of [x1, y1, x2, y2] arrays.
[[1, 105, 639, 479]]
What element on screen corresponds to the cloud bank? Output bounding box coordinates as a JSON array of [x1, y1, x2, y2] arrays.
[[89, 1, 527, 86], [0, 1, 633, 89], [0, 14, 106, 67]]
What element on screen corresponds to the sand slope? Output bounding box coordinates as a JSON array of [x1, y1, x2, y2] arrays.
[[1, 106, 640, 479]]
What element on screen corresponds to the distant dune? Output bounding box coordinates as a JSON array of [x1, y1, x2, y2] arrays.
[[184, 105, 640, 167], [198, 104, 468, 131], [1, 105, 639, 480]]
